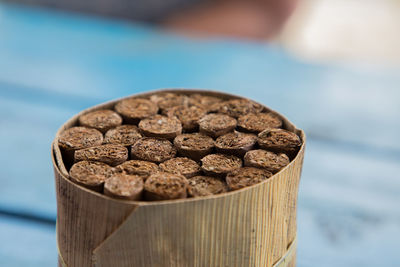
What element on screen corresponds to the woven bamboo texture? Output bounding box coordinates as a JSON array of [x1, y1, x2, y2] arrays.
[[53, 89, 305, 267]]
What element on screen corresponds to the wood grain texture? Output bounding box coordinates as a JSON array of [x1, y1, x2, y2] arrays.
[[0, 216, 57, 267], [54, 164, 136, 267], [273, 237, 297, 267], [53, 90, 305, 267]]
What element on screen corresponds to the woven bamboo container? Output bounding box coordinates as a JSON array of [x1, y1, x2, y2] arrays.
[[52, 89, 305, 267]]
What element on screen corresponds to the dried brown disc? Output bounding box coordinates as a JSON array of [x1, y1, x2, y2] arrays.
[[104, 173, 144, 200], [139, 115, 182, 139], [166, 105, 207, 132], [58, 126, 103, 151], [208, 102, 224, 113], [201, 153, 242, 177], [115, 98, 159, 124], [188, 176, 229, 197], [74, 144, 128, 166], [116, 160, 159, 180], [215, 131, 257, 156], [104, 125, 142, 146], [159, 157, 201, 178], [188, 94, 223, 110], [198, 113, 237, 138], [131, 138, 177, 163], [144, 172, 188, 200], [226, 167, 273, 191], [258, 128, 302, 156], [150, 93, 188, 113], [217, 99, 264, 118], [69, 161, 115, 192], [244, 149, 289, 173], [237, 113, 282, 133], [78, 109, 122, 133], [174, 133, 215, 161]]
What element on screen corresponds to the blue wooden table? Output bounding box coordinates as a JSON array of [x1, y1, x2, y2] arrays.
[[0, 3, 399, 266]]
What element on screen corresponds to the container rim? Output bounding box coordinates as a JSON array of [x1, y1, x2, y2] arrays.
[[52, 88, 306, 206]]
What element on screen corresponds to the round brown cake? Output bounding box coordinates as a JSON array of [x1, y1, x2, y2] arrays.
[[78, 109, 123, 133], [198, 113, 237, 138], [144, 172, 188, 200], [173, 133, 214, 161], [115, 98, 159, 124], [104, 125, 142, 146], [104, 173, 144, 200], [139, 115, 182, 139], [159, 157, 201, 178]]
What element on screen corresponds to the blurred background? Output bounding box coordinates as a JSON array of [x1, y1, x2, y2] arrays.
[[0, 0, 399, 266]]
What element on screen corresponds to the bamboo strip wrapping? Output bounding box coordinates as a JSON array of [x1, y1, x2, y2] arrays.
[[54, 162, 136, 267], [273, 237, 297, 267], [52, 89, 306, 267]]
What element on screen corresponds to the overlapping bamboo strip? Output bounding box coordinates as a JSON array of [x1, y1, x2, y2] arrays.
[[53, 89, 305, 267]]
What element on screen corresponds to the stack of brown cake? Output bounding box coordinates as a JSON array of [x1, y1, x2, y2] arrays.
[[58, 92, 302, 201]]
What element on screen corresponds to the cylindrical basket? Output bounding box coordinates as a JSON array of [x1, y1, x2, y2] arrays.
[[52, 89, 305, 267]]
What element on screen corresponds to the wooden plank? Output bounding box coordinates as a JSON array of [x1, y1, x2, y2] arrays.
[[0, 96, 73, 217], [297, 139, 400, 267], [0, 4, 399, 266], [0, 216, 57, 267]]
